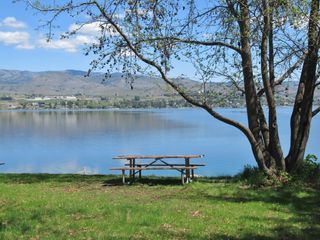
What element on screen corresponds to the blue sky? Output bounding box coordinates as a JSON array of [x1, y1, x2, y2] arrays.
[[0, 1, 95, 71], [0, 1, 195, 78]]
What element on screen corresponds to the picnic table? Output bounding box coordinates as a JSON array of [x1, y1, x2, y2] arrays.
[[111, 155, 205, 184]]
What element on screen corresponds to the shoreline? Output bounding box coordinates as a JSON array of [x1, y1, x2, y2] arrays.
[[0, 105, 295, 112]]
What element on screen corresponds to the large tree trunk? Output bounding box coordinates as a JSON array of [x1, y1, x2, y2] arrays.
[[286, 0, 319, 172], [261, 0, 285, 170], [237, 0, 269, 172]]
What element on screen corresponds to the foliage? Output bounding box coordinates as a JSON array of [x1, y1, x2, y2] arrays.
[[239, 167, 293, 187], [240, 154, 320, 187], [0, 173, 320, 239], [0, 96, 12, 101], [14, 98, 193, 109], [238, 165, 270, 187], [276, 170, 292, 185], [293, 154, 320, 184]]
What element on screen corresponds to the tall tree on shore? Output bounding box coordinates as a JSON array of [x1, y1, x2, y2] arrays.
[[23, 0, 320, 175]]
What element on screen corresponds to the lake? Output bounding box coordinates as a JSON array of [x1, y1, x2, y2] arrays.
[[0, 108, 319, 176]]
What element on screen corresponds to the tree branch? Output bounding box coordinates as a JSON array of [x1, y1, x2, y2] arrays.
[[92, 0, 259, 147], [229, 79, 245, 94], [138, 37, 242, 54], [27, 0, 96, 12], [257, 54, 305, 97], [177, 5, 227, 35], [226, 0, 239, 19], [26, 0, 97, 39], [213, 71, 245, 94], [312, 106, 320, 117]]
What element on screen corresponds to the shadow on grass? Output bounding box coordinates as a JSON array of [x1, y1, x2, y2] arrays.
[[200, 186, 320, 240], [174, 227, 320, 240], [102, 175, 235, 186], [0, 173, 232, 186], [0, 173, 204, 186], [103, 176, 187, 186]]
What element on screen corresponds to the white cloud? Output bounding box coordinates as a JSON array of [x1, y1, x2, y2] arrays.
[[37, 35, 98, 53], [68, 21, 118, 36], [16, 43, 35, 50], [69, 22, 102, 35], [0, 17, 33, 50], [31, 21, 113, 53], [0, 18, 105, 53], [0, 31, 34, 49], [34, 21, 117, 53], [0, 31, 29, 44], [1, 17, 27, 29]]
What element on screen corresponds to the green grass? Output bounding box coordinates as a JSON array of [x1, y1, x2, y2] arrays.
[[0, 174, 319, 239]]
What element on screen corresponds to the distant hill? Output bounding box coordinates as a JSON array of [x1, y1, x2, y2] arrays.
[[0, 69, 200, 97]]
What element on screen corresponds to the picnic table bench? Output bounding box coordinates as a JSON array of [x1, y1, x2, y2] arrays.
[[111, 155, 204, 184]]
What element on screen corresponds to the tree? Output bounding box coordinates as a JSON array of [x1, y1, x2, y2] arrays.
[[23, 0, 320, 175]]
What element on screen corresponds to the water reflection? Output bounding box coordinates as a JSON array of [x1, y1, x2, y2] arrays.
[[0, 110, 191, 138]]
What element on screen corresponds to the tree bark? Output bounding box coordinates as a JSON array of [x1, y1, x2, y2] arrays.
[[286, 0, 319, 171], [261, 0, 285, 170], [237, 0, 268, 171]]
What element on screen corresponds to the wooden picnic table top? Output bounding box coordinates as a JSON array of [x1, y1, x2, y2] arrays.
[[110, 166, 198, 171], [124, 163, 205, 166], [113, 154, 204, 160]]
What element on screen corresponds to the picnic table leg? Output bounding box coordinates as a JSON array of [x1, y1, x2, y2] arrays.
[[192, 168, 194, 179], [121, 169, 126, 184], [132, 158, 136, 182], [137, 164, 142, 179], [185, 158, 190, 183], [129, 158, 136, 182], [181, 170, 185, 185], [128, 159, 132, 179]]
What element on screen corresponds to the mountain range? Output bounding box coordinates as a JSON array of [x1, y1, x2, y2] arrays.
[[0, 69, 199, 97], [0, 69, 318, 105]]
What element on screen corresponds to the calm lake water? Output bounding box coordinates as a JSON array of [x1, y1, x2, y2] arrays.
[[0, 108, 319, 176]]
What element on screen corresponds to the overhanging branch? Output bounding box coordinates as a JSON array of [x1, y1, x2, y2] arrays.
[[257, 54, 305, 97], [177, 5, 227, 35], [27, 0, 95, 12], [213, 71, 245, 94], [312, 106, 320, 117], [92, 0, 258, 147], [138, 37, 242, 54]]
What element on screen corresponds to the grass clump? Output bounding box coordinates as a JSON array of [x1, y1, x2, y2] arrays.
[[239, 154, 320, 188], [292, 154, 320, 184]]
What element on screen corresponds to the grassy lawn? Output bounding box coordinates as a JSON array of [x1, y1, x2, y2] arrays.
[[0, 174, 319, 239]]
